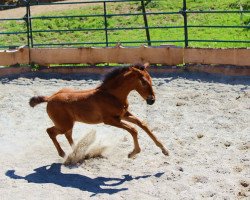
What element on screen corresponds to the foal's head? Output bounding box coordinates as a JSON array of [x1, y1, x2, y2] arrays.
[[101, 63, 155, 105], [130, 63, 155, 105]]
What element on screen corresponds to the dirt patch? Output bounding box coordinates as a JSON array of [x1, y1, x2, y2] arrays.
[[0, 0, 96, 18]]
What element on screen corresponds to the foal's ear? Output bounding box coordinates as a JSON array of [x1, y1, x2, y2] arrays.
[[143, 62, 150, 69]]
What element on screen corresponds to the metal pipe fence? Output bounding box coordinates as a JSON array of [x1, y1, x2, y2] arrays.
[[0, 0, 249, 49]]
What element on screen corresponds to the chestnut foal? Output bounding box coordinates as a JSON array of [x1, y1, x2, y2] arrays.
[[29, 64, 169, 158]]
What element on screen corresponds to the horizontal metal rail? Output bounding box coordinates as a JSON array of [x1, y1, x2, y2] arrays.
[[188, 25, 250, 29], [0, 18, 24, 21], [0, 4, 18, 8], [0, 45, 22, 48], [0, 0, 147, 8], [25, 26, 183, 34], [0, 31, 27, 35], [32, 40, 184, 47], [23, 25, 248, 35], [29, 11, 177, 20], [30, 0, 145, 6], [189, 39, 250, 43], [186, 10, 250, 14]]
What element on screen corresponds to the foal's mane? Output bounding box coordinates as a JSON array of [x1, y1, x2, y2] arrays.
[[101, 64, 145, 86]]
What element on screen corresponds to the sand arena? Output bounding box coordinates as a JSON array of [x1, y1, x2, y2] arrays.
[[0, 70, 249, 199]]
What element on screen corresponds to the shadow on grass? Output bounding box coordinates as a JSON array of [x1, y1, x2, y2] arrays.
[[5, 163, 164, 197]]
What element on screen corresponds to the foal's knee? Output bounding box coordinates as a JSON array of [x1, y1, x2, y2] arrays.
[[46, 127, 56, 139], [46, 128, 52, 136]]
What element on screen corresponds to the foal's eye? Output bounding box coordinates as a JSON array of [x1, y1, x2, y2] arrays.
[[140, 77, 148, 87]]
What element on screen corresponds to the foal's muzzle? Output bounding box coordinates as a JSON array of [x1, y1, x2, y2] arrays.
[[146, 95, 155, 105]]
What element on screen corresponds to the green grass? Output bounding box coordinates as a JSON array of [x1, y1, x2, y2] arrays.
[[0, 0, 249, 48]]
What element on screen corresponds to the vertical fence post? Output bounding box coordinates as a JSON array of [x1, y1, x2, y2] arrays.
[[27, 3, 33, 48], [141, 0, 151, 46], [182, 0, 188, 47], [24, 1, 30, 47], [23, 0, 33, 48], [103, 1, 109, 47]]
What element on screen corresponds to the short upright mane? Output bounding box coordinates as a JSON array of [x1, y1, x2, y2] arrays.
[[101, 64, 145, 86], [102, 66, 130, 85]]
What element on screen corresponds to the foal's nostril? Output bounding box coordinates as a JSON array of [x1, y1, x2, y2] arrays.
[[146, 97, 155, 105]]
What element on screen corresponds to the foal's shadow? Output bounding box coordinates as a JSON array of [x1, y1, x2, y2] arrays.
[[6, 163, 164, 197]]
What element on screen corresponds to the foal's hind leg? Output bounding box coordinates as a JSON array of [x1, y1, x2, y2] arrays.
[[65, 129, 75, 148], [47, 127, 66, 158], [122, 111, 169, 156], [104, 117, 141, 158]]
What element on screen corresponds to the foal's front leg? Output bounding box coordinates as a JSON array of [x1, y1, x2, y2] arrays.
[[103, 117, 141, 158], [122, 111, 169, 156]]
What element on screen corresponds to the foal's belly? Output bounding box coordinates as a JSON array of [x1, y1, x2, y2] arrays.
[[75, 113, 103, 124], [72, 104, 103, 124]]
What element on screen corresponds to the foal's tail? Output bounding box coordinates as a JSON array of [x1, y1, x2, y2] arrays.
[[29, 96, 48, 107]]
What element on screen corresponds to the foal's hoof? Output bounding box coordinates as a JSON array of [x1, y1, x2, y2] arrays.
[[128, 149, 140, 159], [162, 149, 169, 156], [128, 153, 136, 159], [59, 151, 66, 158]]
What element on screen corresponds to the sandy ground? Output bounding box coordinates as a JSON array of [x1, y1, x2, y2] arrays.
[[0, 71, 249, 199]]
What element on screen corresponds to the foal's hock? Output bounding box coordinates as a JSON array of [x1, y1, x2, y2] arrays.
[[29, 64, 169, 158]]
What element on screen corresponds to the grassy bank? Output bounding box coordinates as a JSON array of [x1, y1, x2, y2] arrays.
[[0, 0, 249, 48]]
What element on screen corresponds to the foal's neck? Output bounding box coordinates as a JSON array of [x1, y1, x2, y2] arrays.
[[100, 75, 136, 105]]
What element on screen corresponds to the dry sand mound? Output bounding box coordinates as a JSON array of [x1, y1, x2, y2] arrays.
[[64, 129, 107, 166]]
